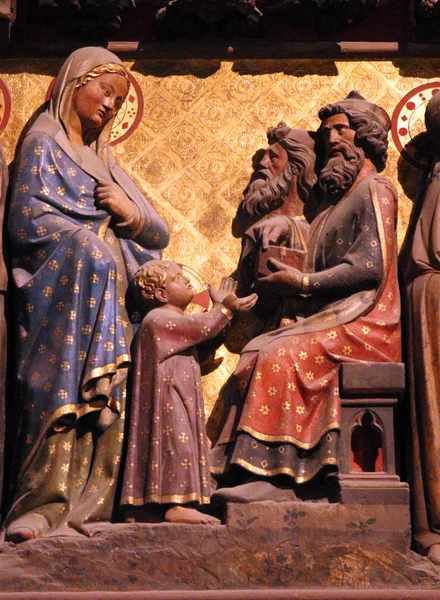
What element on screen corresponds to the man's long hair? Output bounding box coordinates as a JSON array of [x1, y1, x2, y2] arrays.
[[267, 122, 317, 203], [317, 105, 388, 172], [243, 122, 317, 216]]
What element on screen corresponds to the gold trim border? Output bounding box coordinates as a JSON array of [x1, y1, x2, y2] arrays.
[[232, 456, 339, 484], [83, 353, 131, 385], [122, 492, 211, 505], [238, 422, 340, 449], [19, 400, 106, 477], [18, 356, 130, 478]]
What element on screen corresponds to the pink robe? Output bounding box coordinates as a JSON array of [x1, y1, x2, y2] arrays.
[[121, 306, 230, 505]]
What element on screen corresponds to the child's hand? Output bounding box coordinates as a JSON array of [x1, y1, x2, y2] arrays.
[[209, 277, 238, 305], [222, 292, 258, 314], [209, 277, 257, 313]]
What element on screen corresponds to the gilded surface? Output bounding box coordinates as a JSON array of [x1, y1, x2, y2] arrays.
[[0, 58, 437, 419]]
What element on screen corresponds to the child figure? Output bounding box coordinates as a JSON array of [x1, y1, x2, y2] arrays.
[[121, 260, 257, 524]]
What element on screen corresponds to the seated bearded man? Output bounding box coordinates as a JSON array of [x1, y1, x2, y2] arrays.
[[232, 122, 316, 299], [211, 92, 401, 502], [225, 123, 316, 348]]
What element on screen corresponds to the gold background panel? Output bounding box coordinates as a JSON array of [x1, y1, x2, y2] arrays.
[[0, 58, 437, 425]]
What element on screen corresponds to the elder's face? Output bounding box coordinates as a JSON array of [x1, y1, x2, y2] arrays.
[[259, 142, 289, 177], [320, 113, 356, 161], [72, 72, 128, 134]]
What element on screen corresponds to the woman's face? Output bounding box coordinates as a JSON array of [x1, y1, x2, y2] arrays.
[[72, 72, 129, 134]]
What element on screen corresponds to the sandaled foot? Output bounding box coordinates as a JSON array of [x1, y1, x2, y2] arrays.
[[428, 544, 440, 566], [212, 480, 297, 504], [5, 513, 50, 543], [165, 506, 220, 525]]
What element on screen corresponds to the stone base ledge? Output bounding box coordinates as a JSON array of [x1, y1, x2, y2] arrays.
[[1, 591, 440, 600], [0, 501, 438, 594]]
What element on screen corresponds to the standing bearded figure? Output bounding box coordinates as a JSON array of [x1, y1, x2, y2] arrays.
[[211, 92, 401, 502]]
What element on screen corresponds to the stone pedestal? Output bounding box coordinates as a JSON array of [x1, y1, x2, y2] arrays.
[[338, 362, 407, 504]]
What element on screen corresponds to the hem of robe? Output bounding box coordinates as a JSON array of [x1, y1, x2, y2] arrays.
[[121, 493, 211, 506], [413, 530, 440, 553], [211, 431, 339, 484], [236, 421, 341, 449], [5, 411, 125, 531]]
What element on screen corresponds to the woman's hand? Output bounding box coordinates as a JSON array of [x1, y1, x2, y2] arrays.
[[94, 180, 134, 222], [257, 258, 303, 296], [252, 216, 291, 249]]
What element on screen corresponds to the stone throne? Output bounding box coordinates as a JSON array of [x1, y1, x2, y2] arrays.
[[338, 361, 408, 505]]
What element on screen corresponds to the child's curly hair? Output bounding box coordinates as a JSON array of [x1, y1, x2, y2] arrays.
[[130, 259, 173, 315]]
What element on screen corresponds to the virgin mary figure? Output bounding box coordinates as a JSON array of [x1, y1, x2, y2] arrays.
[[4, 47, 169, 542]]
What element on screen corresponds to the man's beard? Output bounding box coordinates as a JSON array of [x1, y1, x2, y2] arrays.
[[242, 162, 295, 217], [318, 142, 365, 199]]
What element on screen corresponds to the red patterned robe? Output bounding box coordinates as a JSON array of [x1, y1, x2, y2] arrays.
[[211, 174, 401, 484]]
